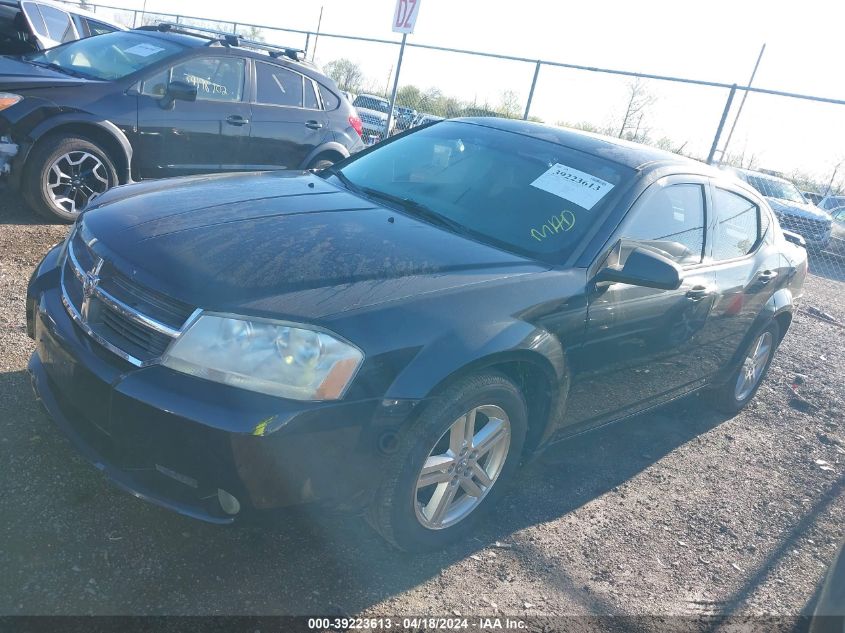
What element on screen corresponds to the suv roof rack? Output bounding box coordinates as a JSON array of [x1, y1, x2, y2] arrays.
[[140, 22, 306, 62]]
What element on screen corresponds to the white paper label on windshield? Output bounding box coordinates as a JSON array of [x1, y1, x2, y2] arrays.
[[530, 163, 614, 210], [125, 43, 165, 57]]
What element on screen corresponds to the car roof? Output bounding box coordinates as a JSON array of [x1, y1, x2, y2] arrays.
[[453, 117, 716, 173], [724, 165, 794, 185], [357, 93, 388, 101]]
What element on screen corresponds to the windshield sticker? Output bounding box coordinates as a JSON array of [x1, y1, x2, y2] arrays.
[[124, 43, 166, 57], [530, 210, 576, 242], [530, 163, 614, 210]]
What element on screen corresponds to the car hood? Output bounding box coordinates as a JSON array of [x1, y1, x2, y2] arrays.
[[766, 197, 832, 222], [0, 55, 90, 89], [82, 171, 543, 320]]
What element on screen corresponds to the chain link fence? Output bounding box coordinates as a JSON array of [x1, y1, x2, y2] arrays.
[[60, 1, 845, 284]]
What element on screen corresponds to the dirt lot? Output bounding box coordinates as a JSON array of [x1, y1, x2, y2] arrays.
[[1, 191, 844, 626]]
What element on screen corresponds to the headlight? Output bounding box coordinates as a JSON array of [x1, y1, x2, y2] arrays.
[[161, 314, 364, 401], [0, 93, 22, 111]]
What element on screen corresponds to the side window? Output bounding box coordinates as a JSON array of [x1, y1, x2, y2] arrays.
[[141, 57, 245, 102], [84, 18, 117, 36], [304, 79, 321, 109], [318, 85, 340, 110], [618, 183, 706, 265], [256, 62, 303, 107], [24, 4, 49, 37], [712, 189, 760, 260], [35, 3, 75, 42]]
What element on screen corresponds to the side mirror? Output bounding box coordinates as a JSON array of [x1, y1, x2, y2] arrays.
[[159, 80, 197, 109], [782, 230, 806, 248], [594, 246, 683, 290]]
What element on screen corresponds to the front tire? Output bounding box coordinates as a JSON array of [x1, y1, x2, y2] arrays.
[[708, 320, 780, 414], [23, 135, 117, 223], [367, 372, 527, 551]]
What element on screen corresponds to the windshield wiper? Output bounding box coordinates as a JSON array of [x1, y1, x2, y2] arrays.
[[28, 60, 92, 79], [323, 165, 362, 194], [357, 186, 469, 234]]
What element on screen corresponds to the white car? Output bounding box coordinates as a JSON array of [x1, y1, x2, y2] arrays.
[[0, 0, 124, 54], [352, 93, 393, 145]]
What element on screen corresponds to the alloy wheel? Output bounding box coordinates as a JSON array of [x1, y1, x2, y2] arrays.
[[734, 330, 774, 401], [414, 404, 511, 530], [46, 151, 110, 215]]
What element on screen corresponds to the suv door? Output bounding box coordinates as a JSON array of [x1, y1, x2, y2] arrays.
[[703, 183, 786, 371], [565, 178, 717, 424], [135, 55, 250, 179], [246, 60, 329, 170]]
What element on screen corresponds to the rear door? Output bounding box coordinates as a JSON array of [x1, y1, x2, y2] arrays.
[[565, 177, 717, 424], [245, 60, 329, 170], [135, 54, 251, 179], [701, 183, 786, 371]]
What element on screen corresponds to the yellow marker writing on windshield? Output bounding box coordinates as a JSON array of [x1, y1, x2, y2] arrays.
[[530, 209, 576, 241]]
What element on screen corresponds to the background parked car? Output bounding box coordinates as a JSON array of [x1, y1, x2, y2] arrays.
[[393, 105, 417, 131], [0, 0, 123, 55], [801, 190, 824, 206], [0, 23, 365, 221], [723, 166, 833, 250], [352, 93, 393, 144], [819, 194, 845, 213], [412, 112, 444, 127]]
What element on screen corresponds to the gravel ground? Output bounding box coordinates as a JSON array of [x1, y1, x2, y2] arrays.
[[1, 191, 844, 626]]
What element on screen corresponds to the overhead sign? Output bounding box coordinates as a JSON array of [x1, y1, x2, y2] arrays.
[[392, 0, 421, 34]]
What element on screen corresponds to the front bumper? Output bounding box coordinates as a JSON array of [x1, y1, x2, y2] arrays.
[[27, 245, 417, 523]]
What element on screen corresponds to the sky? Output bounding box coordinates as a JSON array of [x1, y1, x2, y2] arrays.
[[89, 0, 845, 186]]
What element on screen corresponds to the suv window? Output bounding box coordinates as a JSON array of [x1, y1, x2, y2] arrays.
[[35, 3, 75, 42], [712, 188, 759, 260], [256, 62, 302, 107], [83, 18, 117, 36], [142, 57, 245, 102], [304, 78, 321, 109], [318, 85, 339, 110], [617, 183, 706, 265]]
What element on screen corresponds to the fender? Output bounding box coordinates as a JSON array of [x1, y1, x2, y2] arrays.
[[299, 141, 350, 169], [12, 114, 133, 187]]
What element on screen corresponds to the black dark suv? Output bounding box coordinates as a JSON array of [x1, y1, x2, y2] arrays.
[[0, 23, 365, 221]]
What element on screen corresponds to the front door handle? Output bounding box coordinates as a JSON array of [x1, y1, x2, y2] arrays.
[[686, 285, 712, 301], [226, 115, 249, 126], [305, 120, 323, 130], [758, 270, 778, 283]]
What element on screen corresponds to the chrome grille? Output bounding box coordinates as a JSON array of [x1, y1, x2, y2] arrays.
[[61, 228, 196, 366]]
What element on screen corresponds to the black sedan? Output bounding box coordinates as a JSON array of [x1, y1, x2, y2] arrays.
[[26, 118, 807, 550], [0, 24, 364, 222]]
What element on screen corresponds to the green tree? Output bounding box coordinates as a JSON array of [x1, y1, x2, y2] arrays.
[[323, 58, 365, 93]]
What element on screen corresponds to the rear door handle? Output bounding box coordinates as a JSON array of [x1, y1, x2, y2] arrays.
[[758, 270, 778, 283], [226, 115, 249, 126], [686, 285, 712, 301], [305, 120, 323, 130]]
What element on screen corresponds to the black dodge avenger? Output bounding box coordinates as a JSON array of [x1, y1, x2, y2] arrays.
[[27, 118, 807, 550]]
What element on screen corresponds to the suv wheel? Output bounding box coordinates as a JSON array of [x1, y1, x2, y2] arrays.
[[708, 320, 780, 414], [23, 135, 117, 223], [367, 372, 527, 551]]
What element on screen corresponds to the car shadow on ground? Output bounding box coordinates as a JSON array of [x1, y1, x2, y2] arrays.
[[0, 189, 47, 226], [2, 363, 753, 615]]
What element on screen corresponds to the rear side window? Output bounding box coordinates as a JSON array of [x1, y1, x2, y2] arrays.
[[618, 183, 706, 265], [256, 62, 303, 107], [83, 18, 117, 36], [35, 3, 75, 42], [318, 85, 340, 110], [304, 79, 320, 109], [712, 189, 760, 260]]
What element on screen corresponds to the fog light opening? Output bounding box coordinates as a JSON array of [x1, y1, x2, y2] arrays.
[[217, 488, 241, 515], [377, 430, 400, 454]]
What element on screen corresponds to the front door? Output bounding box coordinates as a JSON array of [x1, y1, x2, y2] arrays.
[[245, 61, 328, 170], [565, 179, 718, 425], [135, 55, 250, 179]]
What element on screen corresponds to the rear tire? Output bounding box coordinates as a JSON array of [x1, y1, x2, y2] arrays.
[[366, 372, 527, 551], [707, 320, 780, 414], [23, 135, 117, 223]]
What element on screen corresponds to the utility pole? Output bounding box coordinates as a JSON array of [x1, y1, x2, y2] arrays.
[[311, 6, 323, 62], [719, 43, 766, 163]]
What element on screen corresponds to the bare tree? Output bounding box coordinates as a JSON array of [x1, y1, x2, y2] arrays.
[[323, 58, 365, 94], [618, 78, 656, 140], [497, 90, 521, 118]]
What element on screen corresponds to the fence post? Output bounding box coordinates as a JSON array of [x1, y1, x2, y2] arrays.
[[386, 33, 407, 138], [232, 23, 239, 34], [523, 60, 541, 120], [132, 10, 138, 27], [706, 84, 737, 165]]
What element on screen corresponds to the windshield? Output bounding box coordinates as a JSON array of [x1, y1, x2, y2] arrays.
[[745, 174, 806, 204], [24, 32, 184, 80], [333, 121, 634, 262], [354, 96, 390, 113]]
